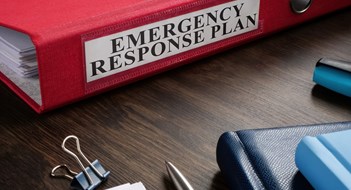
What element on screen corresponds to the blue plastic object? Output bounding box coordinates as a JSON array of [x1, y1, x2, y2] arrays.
[[295, 129, 351, 190]]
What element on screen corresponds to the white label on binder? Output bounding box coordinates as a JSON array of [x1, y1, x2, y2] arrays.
[[84, 0, 260, 82]]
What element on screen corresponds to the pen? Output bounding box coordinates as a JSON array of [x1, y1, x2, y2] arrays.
[[165, 161, 194, 190]]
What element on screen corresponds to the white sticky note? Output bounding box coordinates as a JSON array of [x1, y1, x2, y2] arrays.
[[106, 182, 146, 190]]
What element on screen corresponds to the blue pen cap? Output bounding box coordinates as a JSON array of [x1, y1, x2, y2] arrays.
[[313, 58, 351, 97]]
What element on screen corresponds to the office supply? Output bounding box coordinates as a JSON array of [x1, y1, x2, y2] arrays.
[[216, 121, 351, 190], [313, 58, 351, 97], [51, 135, 110, 190], [295, 129, 351, 190], [165, 161, 194, 190], [105, 182, 146, 190], [0, 0, 350, 113]]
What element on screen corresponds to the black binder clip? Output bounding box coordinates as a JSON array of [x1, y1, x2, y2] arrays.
[[51, 135, 110, 190]]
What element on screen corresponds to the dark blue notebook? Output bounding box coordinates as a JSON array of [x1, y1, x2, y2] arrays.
[[216, 122, 351, 190]]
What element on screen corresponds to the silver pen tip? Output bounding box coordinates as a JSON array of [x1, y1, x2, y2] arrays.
[[165, 161, 194, 190]]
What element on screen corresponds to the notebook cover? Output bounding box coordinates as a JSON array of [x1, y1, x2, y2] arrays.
[[216, 121, 351, 190], [0, 0, 350, 112]]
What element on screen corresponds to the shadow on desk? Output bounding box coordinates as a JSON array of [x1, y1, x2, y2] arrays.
[[311, 85, 351, 109], [211, 172, 230, 190], [162, 171, 229, 190]]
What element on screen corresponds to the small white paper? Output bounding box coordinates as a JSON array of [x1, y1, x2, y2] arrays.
[[106, 182, 146, 190]]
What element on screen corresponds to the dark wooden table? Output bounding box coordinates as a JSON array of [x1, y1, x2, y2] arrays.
[[1, 9, 351, 190]]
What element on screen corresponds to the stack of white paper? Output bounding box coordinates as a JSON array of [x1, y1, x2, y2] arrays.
[[106, 182, 146, 190], [0, 26, 37, 77]]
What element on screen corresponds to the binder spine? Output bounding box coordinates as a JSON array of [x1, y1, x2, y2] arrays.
[[82, 0, 261, 93]]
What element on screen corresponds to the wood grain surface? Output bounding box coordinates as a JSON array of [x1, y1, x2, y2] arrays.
[[0, 9, 350, 190]]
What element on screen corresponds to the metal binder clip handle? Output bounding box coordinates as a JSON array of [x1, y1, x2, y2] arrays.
[[51, 164, 78, 180], [62, 135, 106, 185]]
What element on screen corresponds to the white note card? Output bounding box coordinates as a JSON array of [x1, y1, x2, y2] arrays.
[[106, 182, 146, 190]]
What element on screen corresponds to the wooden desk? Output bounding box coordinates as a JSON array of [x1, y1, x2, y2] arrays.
[[0, 9, 350, 190]]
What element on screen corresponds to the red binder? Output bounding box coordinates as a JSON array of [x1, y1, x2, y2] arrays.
[[0, 0, 350, 113]]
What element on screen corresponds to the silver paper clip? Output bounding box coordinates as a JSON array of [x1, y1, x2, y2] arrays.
[[51, 135, 110, 190]]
